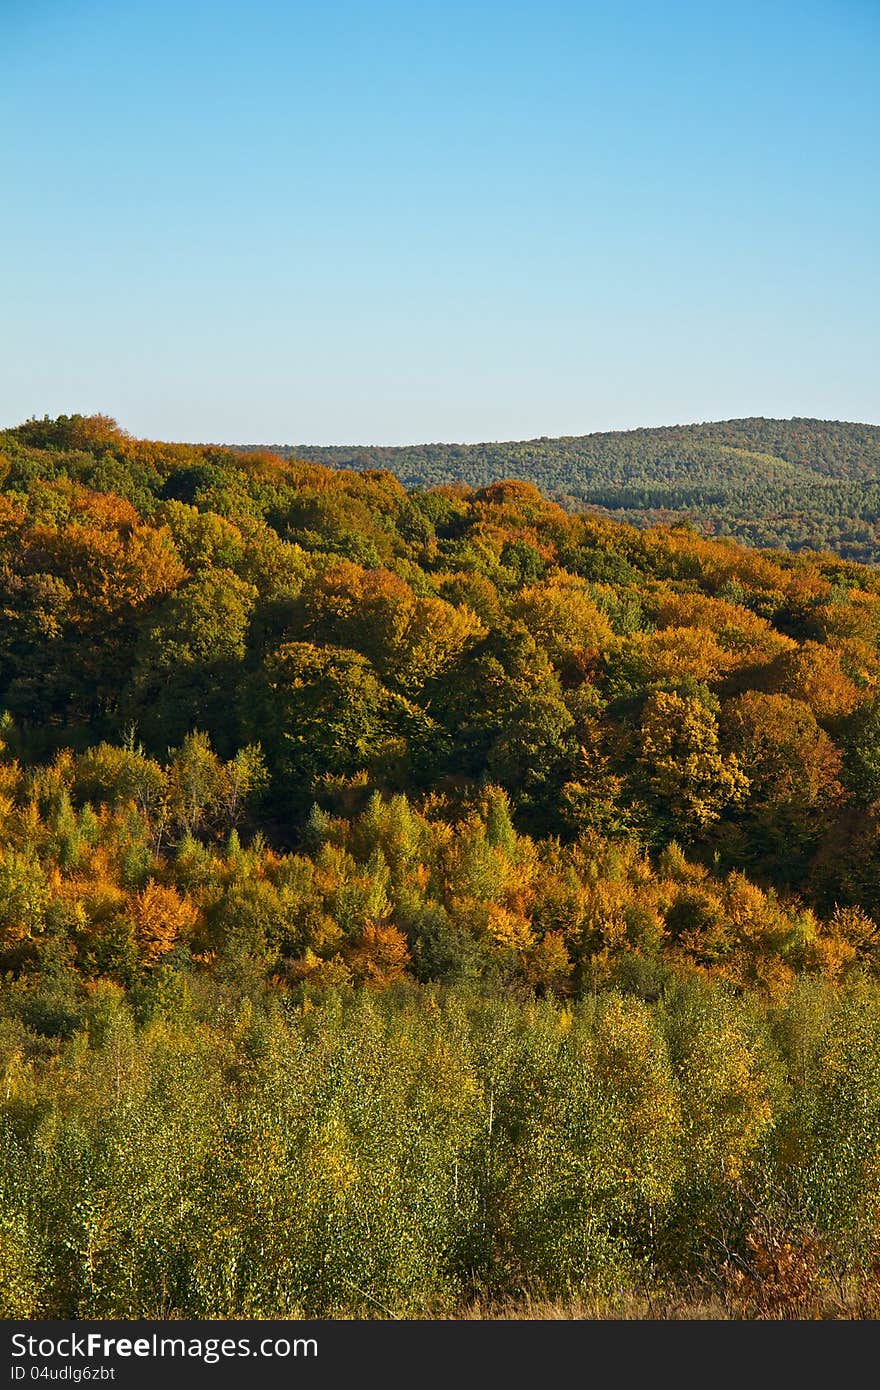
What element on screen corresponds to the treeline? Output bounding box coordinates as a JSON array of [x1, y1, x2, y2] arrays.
[[267, 416, 880, 561]]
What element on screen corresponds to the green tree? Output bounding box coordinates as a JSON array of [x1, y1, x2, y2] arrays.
[[125, 568, 257, 753]]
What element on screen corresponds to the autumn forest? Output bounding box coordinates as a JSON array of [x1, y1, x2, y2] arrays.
[[4, 413, 880, 1318]]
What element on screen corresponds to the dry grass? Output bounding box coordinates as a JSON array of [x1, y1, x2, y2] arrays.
[[453, 1292, 727, 1320], [450, 1272, 880, 1320]]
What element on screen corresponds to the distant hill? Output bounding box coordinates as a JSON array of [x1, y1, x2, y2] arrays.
[[255, 417, 880, 561]]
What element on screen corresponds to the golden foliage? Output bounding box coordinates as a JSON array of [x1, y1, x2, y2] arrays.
[[132, 882, 198, 965], [346, 924, 411, 988]]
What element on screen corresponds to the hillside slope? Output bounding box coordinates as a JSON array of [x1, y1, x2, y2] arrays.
[[263, 417, 880, 560], [6, 415, 880, 1314]]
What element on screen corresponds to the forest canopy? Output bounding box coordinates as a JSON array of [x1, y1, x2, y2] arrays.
[[5, 413, 880, 1317], [2, 412, 880, 993]]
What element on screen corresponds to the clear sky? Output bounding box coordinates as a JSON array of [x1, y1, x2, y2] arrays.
[[2, 0, 878, 444]]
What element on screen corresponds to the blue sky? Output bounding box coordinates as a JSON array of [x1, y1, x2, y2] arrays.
[[2, 0, 878, 444]]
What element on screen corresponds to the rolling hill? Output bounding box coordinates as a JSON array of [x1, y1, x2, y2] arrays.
[[258, 417, 880, 561]]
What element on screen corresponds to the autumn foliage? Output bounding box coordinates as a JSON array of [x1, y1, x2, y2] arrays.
[[4, 415, 880, 1316]]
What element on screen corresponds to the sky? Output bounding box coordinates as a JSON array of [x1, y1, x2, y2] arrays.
[[2, 0, 878, 445]]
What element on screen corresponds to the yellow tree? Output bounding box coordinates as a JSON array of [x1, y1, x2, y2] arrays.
[[132, 881, 198, 966], [638, 691, 749, 833]]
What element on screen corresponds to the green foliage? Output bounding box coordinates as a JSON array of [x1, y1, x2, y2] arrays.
[[3, 978, 880, 1315], [842, 696, 880, 806]]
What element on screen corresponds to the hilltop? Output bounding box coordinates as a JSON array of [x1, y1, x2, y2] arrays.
[[260, 417, 880, 561]]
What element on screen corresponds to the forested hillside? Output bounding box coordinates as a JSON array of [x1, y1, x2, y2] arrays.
[[5, 413, 880, 1317], [266, 417, 880, 560]]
